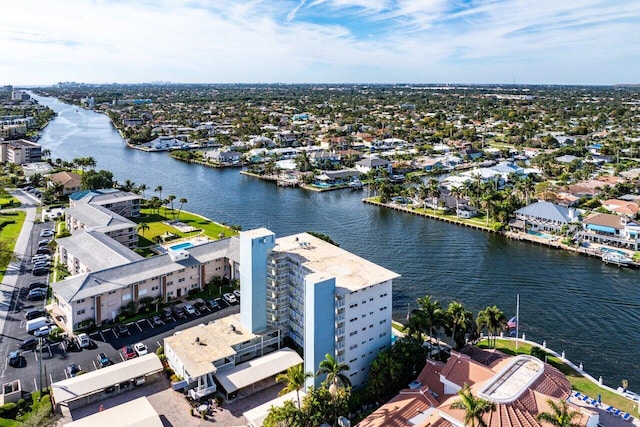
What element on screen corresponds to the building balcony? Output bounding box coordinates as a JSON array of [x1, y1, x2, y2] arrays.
[[336, 341, 345, 350]]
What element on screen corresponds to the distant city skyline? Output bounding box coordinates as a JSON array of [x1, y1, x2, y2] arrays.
[[2, 0, 639, 86]]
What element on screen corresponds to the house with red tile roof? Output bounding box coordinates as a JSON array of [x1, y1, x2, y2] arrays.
[[580, 212, 640, 251], [356, 348, 598, 427], [601, 199, 638, 218]]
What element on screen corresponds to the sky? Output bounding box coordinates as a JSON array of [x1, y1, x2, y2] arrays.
[[1, 0, 639, 85]]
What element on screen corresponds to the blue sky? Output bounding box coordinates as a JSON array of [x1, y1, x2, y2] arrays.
[[1, 0, 639, 85]]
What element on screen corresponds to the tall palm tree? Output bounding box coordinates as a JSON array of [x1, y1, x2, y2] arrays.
[[416, 295, 445, 347], [450, 186, 463, 218], [178, 197, 187, 219], [476, 306, 507, 348], [137, 222, 150, 236], [447, 301, 472, 349], [316, 353, 351, 390], [86, 156, 97, 169], [155, 185, 163, 201], [450, 384, 496, 427], [427, 178, 440, 214], [167, 195, 176, 218], [275, 364, 312, 408], [137, 183, 147, 199], [536, 399, 581, 427]]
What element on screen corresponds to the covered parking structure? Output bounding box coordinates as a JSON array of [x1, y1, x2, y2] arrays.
[[63, 396, 162, 427], [51, 354, 164, 417], [215, 348, 303, 400]]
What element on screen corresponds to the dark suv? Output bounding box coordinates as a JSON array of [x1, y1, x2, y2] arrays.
[[25, 308, 47, 320]]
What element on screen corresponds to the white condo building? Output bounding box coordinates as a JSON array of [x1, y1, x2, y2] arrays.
[[239, 228, 400, 389]]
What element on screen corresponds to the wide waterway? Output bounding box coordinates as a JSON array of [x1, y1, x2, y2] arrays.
[[32, 93, 640, 389]]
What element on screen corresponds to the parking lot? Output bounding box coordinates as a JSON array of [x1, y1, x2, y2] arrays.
[[0, 212, 241, 392]]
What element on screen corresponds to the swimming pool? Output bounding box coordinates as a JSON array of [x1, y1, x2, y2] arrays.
[[169, 242, 194, 251], [527, 230, 553, 240]]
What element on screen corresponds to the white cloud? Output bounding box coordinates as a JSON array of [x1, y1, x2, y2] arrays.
[[0, 0, 639, 84]]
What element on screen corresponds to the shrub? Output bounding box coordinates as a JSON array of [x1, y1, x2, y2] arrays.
[[0, 402, 18, 418], [156, 346, 164, 356]]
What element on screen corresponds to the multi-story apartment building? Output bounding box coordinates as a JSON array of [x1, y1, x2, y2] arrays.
[[69, 188, 141, 218], [239, 228, 399, 389], [65, 203, 139, 248], [0, 139, 41, 164], [52, 239, 235, 330]]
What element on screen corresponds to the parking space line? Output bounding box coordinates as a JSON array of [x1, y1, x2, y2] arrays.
[[194, 309, 201, 316], [99, 331, 106, 342], [92, 360, 97, 371], [119, 353, 125, 362], [33, 378, 37, 390], [146, 319, 154, 328], [49, 373, 53, 386], [156, 340, 161, 349], [134, 322, 142, 333]]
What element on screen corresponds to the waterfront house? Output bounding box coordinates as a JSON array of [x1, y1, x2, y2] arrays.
[[355, 157, 392, 174], [357, 348, 597, 427], [204, 149, 242, 165], [48, 171, 82, 195], [580, 212, 640, 250], [514, 201, 580, 234], [601, 199, 638, 218]]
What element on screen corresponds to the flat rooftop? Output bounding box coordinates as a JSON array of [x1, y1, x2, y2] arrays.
[[163, 314, 257, 378], [478, 355, 544, 403], [274, 232, 400, 292]]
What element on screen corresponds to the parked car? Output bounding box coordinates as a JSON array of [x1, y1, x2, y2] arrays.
[[115, 324, 129, 335], [97, 352, 110, 368], [122, 345, 137, 360], [223, 293, 237, 304], [27, 288, 47, 300], [25, 308, 47, 320], [76, 333, 90, 348], [172, 306, 185, 319], [183, 304, 196, 315], [206, 299, 220, 310], [28, 282, 47, 291], [33, 261, 50, 270], [66, 364, 81, 378], [34, 326, 51, 338], [151, 315, 163, 326], [161, 308, 173, 321], [32, 267, 50, 277], [133, 342, 148, 356], [20, 338, 38, 351], [39, 229, 54, 238], [35, 247, 51, 255], [31, 254, 51, 263], [233, 290, 241, 300], [37, 240, 50, 248], [194, 301, 207, 313], [8, 351, 24, 368]]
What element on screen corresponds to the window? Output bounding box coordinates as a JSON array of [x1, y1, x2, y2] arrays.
[[139, 289, 147, 296], [77, 309, 85, 315], [369, 297, 374, 302], [349, 303, 358, 309], [349, 331, 358, 336], [379, 306, 387, 311], [380, 293, 388, 298], [77, 298, 85, 303], [122, 294, 131, 301], [178, 278, 185, 283], [379, 319, 387, 324], [152, 286, 159, 291]]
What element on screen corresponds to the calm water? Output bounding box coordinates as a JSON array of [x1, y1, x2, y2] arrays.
[[33, 94, 640, 389]]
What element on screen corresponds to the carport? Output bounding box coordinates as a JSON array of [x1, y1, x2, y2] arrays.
[[214, 348, 303, 401], [51, 353, 164, 417], [63, 396, 162, 427]]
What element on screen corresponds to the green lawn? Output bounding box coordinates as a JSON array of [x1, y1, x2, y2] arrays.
[[133, 208, 237, 253], [0, 193, 20, 209], [478, 339, 639, 415], [0, 211, 26, 283]]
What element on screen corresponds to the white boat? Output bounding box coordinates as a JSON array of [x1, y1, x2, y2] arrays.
[[601, 252, 633, 266], [349, 179, 363, 189]]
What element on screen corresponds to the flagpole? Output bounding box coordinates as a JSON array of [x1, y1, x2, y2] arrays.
[[515, 294, 520, 350]]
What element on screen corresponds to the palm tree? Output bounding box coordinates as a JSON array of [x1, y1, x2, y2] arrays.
[[155, 185, 163, 201], [316, 353, 351, 390], [427, 178, 440, 214], [416, 295, 445, 347], [137, 222, 150, 236], [536, 399, 581, 427], [450, 384, 496, 427], [447, 301, 472, 349], [137, 183, 147, 199], [275, 364, 312, 408], [476, 306, 507, 348], [178, 197, 187, 219], [450, 185, 463, 218], [166, 195, 176, 218], [85, 156, 97, 169]]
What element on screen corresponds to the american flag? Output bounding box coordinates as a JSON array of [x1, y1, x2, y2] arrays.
[[507, 316, 517, 328]]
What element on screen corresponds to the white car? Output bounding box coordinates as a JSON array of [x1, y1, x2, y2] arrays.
[[34, 325, 51, 338], [76, 333, 90, 348], [39, 229, 55, 238], [183, 304, 196, 315], [223, 293, 237, 304], [133, 342, 148, 356]]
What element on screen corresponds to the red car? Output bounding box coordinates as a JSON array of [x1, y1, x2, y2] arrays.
[[122, 344, 137, 360]]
